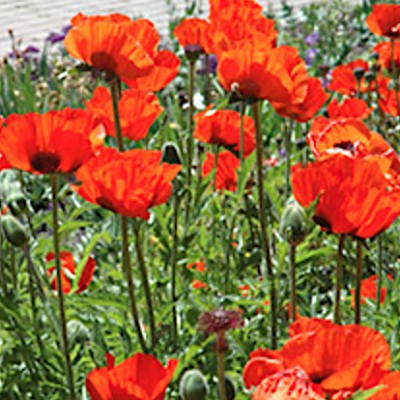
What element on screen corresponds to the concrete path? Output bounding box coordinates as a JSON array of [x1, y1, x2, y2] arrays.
[[0, 0, 360, 56]]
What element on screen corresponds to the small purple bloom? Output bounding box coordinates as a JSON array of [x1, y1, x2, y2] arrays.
[[46, 25, 71, 44], [304, 30, 319, 47], [24, 45, 40, 54], [305, 48, 318, 66], [197, 53, 218, 75]]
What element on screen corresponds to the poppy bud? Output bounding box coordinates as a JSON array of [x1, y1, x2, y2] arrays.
[[1, 214, 28, 247], [7, 186, 27, 216], [67, 320, 90, 344], [224, 375, 236, 400], [353, 67, 365, 81], [364, 71, 375, 84], [280, 198, 305, 246], [179, 369, 209, 400], [162, 142, 182, 165]]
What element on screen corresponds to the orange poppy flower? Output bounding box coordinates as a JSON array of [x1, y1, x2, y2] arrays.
[[0, 152, 10, 171], [86, 352, 178, 400], [191, 279, 207, 290], [252, 367, 325, 400], [244, 318, 392, 396], [0, 109, 104, 174], [366, 371, 400, 400], [187, 260, 206, 273], [292, 153, 400, 239], [208, 7, 277, 56], [209, 0, 263, 20], [73, 148, 181, 220], [64, 13, 154, 80], [124, 50, 180, 92], [307, 117, 391, 160], [202, 150, 240, 192], [366, 4, 400, 39], [85, 86, 163, 141], [122, 19, 180, 91], [327, 98, 373, 120], [193, 107, 255, 156], [329, 60, 371, 96], [174, 18, 211, 54], [271, 77, 328, 122], [46, 251, 96, 294], [217, 41, 295, 102], [378, 78, 400, 117], [373, 41, 400, 72], [350, 274, 392, 307]]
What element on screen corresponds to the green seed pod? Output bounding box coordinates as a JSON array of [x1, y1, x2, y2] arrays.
[[280, 198, 305, 246], [162, 142, 182, 165], [225, 375, 236, 400], [179, 369, 209, 400], [7, 186, 27, 217], [364, 71, 375, 84], [1, 214, 28, 247]]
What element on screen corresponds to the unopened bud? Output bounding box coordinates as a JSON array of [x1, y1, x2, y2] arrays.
[[224, 375, 236, 400], [280, 198, 305, 246], [1, 214, 28, 247], [162, 142, 182, 165], [353, 67, 365, 81], [179, 369, 209, 400], [7, 186, 27, 216], [364, 71, 375, 84]]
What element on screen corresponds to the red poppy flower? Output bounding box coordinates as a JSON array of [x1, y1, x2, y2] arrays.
[[307, 117, 392, 160], [174, 18, 211, 54], [73, 148, 181, 220], [373, 41, 400, 72], [329, 60, 371, 96], [244, 318, 392, 396], [85, 86, 163, 141], [208, 7, 277, 56], [86, 352, 178, 400], [187, 260, 206, 273], [252, 367, 325, 400], [217, 41, 295, 102], [193, 107, 255, 156], [366, 371, 400, 400], [46, 251, 96, 294], [122, 19, 180, 91], [377, 77, 400, 117], [202, 150, 240, 192], [209, 0, 263, 20], [366, 4, 400, 39], [124, 50, 180, 92], [191, 280, 207, 290], [64, 13, 154, 80], [292, 153, 400, 238], [350, 274, 392, 307], [0, 109, 104, 174], [271, 77, 328, 122], [327, 98, 372, 120]]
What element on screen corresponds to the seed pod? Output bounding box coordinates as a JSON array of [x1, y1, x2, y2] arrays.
[[7, 185, 27, 216], [353, 67, 365, 81], [225, 375, 236, 400], [179, 369, 209, 400], [1, 214, 28, 247]]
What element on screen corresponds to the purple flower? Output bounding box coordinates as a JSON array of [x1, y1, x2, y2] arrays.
[[198, 309, 243, 334], [24, 45, 40, 54], [197, 53, 218, 75], [305, 48, 318, 66], [46, 25, 71, 44], [304, 30, 319, 47]]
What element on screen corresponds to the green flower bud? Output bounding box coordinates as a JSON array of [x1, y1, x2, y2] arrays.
[[353, 67, 365, 81], [179, 369, 209, 400], [280, 198, 306, 246], [162, 142, 182, 165], [1, 214, 28, 247], [364, 71, 375, 84], [67, 320, 90, 344], [225, 375, 236, 400], [7, 186, 27, 217]]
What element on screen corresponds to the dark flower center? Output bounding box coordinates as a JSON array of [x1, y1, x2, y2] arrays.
[[90, 52, 117, 73], [334, 141, 356, 153], [96, 197, 117, 213], [30, 152, 61, 173]]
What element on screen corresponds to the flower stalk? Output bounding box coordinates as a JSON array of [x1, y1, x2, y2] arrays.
[[355, 240, 363, 324], [334, 235, 345, 324], [252, 101, 278, 349]]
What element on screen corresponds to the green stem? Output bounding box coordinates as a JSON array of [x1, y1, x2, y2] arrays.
[[0, 227, 7, 295], [376, 235, 383, 311], [239, 101, 245, 164], [355, 240, 363, 325], [213, 144, 220, 191], [187, 58, 195, 188], [390, 38, 400, 116], [252, 101, 277, 349], [334, 235, 345, 324], [217, 335, 227, 400], [289, 244, 297, 323], [50, 174, 76, 400], [204, 54, 211, 105], [24, 244, 44, 356], [133, 221, 156, 349], [284, 118, 294, 200], [10, 245, 17, 291], [110, 76, 148, 352], [171, 190, 179, 347]]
